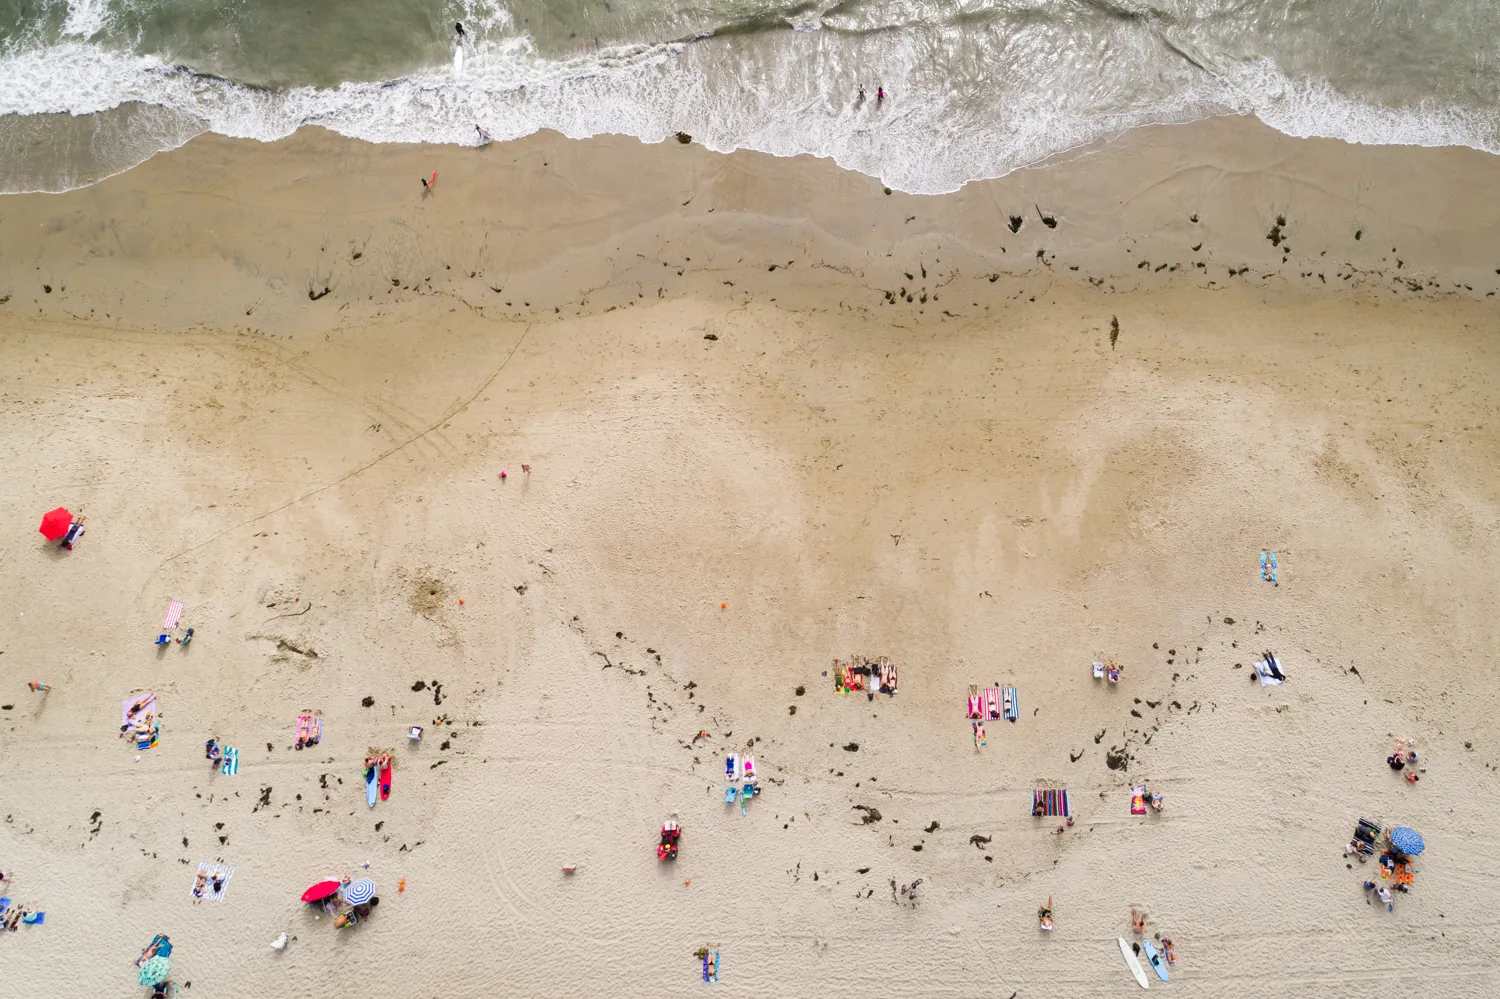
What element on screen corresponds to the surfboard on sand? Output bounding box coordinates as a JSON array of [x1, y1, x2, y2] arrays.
[[1143, 939, 1169, 983], [380, 759, 393, 801], [365, 764, 378, 808], [1119, 937, 1149, 989]]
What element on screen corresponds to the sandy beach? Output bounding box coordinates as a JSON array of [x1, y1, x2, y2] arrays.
[[1, 114, 1498, 997]]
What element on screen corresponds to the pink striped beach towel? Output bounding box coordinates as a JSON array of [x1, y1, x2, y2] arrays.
[[162, 601, 184, 630], [984, 688, 1001, 720]]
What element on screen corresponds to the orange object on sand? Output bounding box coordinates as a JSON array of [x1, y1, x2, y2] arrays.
[[684, 878, 691, 886], [397, 878, 406, 892], [458, 599, 464, 605], [720, 602, 727, 609]]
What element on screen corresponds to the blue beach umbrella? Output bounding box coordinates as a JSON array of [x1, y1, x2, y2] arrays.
[[1389, 826, 1425, 856], [342, 878, 375, 905]]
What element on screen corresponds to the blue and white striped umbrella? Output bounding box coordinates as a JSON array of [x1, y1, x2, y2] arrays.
[[1389, 827, 1425, 857], [342, 878, 375, 905]]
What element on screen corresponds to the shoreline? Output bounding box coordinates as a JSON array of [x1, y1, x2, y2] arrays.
[[1, 114, 1497, 335], [0, 113, 1497, 998]]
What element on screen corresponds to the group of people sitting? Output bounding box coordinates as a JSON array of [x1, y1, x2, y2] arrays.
[[1, 888, 43, 931], [120, 697, 158, 743], [1386, 738, 1421, 783]]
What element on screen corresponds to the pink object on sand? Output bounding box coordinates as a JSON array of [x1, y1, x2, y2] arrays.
[[966, 695, 983, 719], [984, 688, 1000, 720], [162, 601, 184, 630]]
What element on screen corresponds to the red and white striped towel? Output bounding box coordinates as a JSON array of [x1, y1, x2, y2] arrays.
[[162, 601, 184, 630]]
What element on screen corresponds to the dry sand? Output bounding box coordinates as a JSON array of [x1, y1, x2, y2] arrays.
[[1, 113, 1498, 998]]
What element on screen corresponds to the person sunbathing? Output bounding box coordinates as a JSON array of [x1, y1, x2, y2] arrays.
[[1039, 896, 1054, 931], [1159, 937, 1176, 964], [192, 872, 208, 904], [1131, 907, 1148, 933]]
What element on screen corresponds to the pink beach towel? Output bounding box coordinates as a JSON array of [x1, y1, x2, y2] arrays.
[[162, 601, 184, 630], [123, 692, 156, 727], [1131, 785, 1148, 815], [966, 695, 983, 719]]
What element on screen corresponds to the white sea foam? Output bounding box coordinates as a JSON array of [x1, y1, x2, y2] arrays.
[[0, 37, 1494, 196], [60, 0, 112, 39]]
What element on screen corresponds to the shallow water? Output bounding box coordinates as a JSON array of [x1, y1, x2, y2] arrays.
[[0, 0, 1496, 193]]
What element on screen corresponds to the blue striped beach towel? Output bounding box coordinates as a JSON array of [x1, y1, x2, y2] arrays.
[[1003, 687, 1018, 721], [220, 746, 239, 775]]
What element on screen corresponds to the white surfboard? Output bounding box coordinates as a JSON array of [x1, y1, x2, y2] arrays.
[[1119, 937, 1150, 989], [453, 45, 465, 76]]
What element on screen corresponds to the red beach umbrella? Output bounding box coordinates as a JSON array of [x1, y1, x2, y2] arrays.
[[39, 507, 73, 541], [301, 880, 341, 903]]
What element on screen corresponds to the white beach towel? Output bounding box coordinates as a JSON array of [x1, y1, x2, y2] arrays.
[[192, 861, 234, 903]]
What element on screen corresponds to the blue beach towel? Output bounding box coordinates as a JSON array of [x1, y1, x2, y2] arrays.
[[221, 746, 239, 776], [1003, 687, 1019, 721]]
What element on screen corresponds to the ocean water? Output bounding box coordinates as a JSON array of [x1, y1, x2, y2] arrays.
[[0, 0, 1496, 194]]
